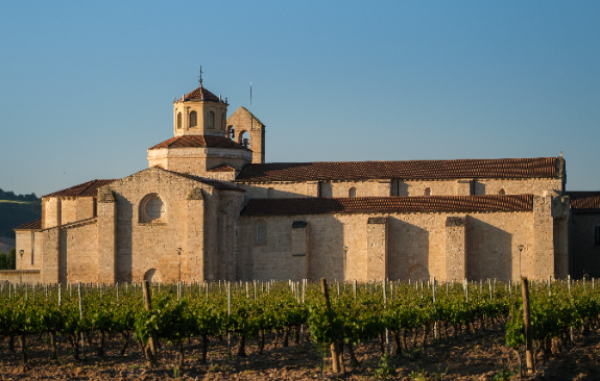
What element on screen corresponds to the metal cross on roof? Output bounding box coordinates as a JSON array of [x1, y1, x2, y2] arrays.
[[198, 65, 204, 86]]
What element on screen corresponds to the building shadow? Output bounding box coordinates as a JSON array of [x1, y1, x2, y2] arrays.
[[466, 216, 512, 282], [307, 215, 345, 281], [473, 180, 487, 195], [59, 230, 68, 282], [397, 181, 410, 196], [387, 217, 430, 281], [115, 195, 134, 282]]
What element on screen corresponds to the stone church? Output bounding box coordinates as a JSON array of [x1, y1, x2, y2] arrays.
[[12, 78, 600, 284]]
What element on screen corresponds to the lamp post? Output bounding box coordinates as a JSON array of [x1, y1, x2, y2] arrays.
[[19, 250, 24, 284], [517, 245, 525, 279], [177, 248, 182, 282], [343, 246, 349, 277]]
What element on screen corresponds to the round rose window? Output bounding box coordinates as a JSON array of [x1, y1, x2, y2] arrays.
[[145, 197, 166, 220]]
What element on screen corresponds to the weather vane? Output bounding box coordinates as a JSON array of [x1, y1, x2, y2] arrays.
[[198, 65, 204, 87]]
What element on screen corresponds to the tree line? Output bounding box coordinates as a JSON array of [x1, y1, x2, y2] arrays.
[[0, 249, 16, 270], [0, 189, 38, 202]]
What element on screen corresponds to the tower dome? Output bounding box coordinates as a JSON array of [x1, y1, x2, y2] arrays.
[[173, 82, 229, 137]]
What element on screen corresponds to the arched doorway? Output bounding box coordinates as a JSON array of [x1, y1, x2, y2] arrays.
[[406, 264, 429, 282]]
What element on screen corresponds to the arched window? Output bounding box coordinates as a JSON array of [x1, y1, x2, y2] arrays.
[[499, 188, 506, 196], [257, 221, 266, 245], [267, 188, 274, 199], [189, 111, 197, 127], [349, 187, 357, 198], [208, 111, 215, 129], [239, 130, 249, 148], [177, 112, 182, 129], [221, 112, 226, 130], [424, 187, 431, 196]]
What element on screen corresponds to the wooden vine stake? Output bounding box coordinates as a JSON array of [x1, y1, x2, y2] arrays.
[[382, 280, 390, 355], [227, 281, 232, 356], [320, 278, 344, 374], [521, 277, 535, 375], [142, 280, 158, 366], [432, 278, 438, 339], [78, 282, 85, 359]]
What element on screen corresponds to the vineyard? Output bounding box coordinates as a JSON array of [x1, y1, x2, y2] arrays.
[[1, 277, 600, 380]]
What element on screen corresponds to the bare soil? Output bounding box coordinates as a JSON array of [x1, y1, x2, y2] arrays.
[[1, 325, 599, 381]]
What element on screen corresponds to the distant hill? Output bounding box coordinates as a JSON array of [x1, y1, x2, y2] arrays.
[[0, 237, 15, 254], [0, 188, 41, 239]]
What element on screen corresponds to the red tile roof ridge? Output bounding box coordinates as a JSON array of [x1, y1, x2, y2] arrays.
[[566, 191, 600, 213], [178, 85, 221, 102], [241, 194, 534, 216], [14, 218, 42, 230], [43, 179, 118, 198], [235, 157, 558, 182], [148, 135, 250, 151]]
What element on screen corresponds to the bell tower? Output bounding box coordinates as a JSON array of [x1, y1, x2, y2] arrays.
[[227, 106, 266, 164], [147, 69, 254, 178]]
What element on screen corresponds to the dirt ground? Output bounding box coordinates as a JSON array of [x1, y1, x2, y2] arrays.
[[1, 325, 600, 381]]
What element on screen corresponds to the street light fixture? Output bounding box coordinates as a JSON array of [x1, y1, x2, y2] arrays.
[[517, 245, 525, 279], [343, 246, 349, 278], [19, 250, 24, 284]]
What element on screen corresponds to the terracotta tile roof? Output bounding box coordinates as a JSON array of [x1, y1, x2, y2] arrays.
[[241, 195, 534, 216], [208, 164, 237, 172], [178, 86, 221, 102], [566, 191, 600, 213], [163, 170, 245, 192], [148, 135, 249, 151], [43, 179, 117, 198], [236, 157, 557, 182], [14, 218, 42, 230], [41, 217, 98, 231]]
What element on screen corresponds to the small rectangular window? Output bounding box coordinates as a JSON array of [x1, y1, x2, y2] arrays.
[[596, 226, 600, 245]]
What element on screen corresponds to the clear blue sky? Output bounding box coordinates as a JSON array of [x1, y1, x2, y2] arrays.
[[1, 1, 599, 196]]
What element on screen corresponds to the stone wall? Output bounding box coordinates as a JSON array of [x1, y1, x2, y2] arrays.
[[240, 209, 543, 282], [59, 221, 99, 283], [147, 147, 252, 177], [41, 228, 59, 283], [203, 171, 237, 181], [0, 270, 40, 284], [61, 199, 78, 225], [15, 231, 43, 271], [395, 178, 564, 197], [44, 198, 61, 229], [42, 197, 96, 230]]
